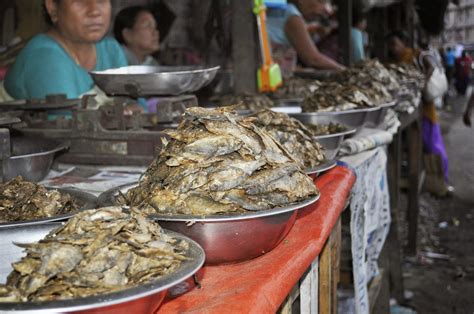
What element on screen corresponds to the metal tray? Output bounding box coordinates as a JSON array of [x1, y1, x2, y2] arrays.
[[2, 135, 68, 182], [289, 107, 378, 130], [0, 223, 204, 313], [0, 187, 97, 228], [314, 128, 357, 160], [98, 184, 319, 264], [365, 101, 397, 127], [91, 65, 220, 97], [306, 159, 337, 177], [272, 98, 304, 107]]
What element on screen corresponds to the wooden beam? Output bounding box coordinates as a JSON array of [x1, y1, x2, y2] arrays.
[[231, 0, 258, 94]]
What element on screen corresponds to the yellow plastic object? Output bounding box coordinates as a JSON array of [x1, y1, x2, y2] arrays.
[[254, 0, 282, 92]]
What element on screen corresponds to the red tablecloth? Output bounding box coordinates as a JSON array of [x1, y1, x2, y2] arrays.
[[157, 166, 355, 313]]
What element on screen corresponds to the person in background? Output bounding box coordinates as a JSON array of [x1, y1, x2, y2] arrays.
[[266, 0, 345, 76], [113, 6, 159, 66], [387, 31, 452, 195], [5, 0, 127, 101], [444, 47, 455, 87], [455, 50, 472, 96], [351, 8, 367, 63], [463, 91, 473, 127]]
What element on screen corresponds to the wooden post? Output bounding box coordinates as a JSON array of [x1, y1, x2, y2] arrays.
[[319, 218, 341, 314], [231, 0, 258, 94], [387, 132, 405, 303], [407, 111, 422, 255], [337, 0, 352, 66]]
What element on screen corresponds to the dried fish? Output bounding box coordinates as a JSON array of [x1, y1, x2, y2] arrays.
[[0, 207, 188, 302], [251, 109, 326, 170], [125, 106, 318, 215], [211, 93, 274, 111], [272, 77, 321, 99], [0, 177, 79, 223], [307, 123, 348, 136]]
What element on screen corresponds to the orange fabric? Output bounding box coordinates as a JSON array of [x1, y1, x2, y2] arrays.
[[155, 166, 355, 313]]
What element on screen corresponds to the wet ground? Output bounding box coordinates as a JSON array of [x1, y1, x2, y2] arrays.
[[402, 94, 474, 314]]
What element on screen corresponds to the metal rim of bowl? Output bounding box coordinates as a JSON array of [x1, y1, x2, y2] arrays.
[[313, 127, 357, 140], [8, 144, 67, 160], [91, 65, 221, 76], [0, 225, 205, 313], [98, 184, 319, 223], [153, 195, 319, 222], [295, 106, 380, 116], [306, 159, 337, 176], [0, 188, 97, 228]]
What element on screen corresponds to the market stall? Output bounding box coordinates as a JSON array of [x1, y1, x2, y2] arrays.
[[0, 0, 429, 313]]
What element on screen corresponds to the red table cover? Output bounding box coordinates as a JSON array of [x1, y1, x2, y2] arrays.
[[157, 166, 355, 313]]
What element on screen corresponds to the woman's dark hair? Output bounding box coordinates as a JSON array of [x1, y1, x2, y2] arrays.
[[43, 0, 60, 26], [114, 6, 151, 45], [386, 30, 409, 44], [352, 8, 366, 27]]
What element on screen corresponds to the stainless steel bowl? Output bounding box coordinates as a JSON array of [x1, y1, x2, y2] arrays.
[[314, 128, 357, 160], [365, 101, 397, 127], [0, 187, 98, 228], [0, 223, 205, 313], [90, 65, 220, 96], [289, 107, 378, 130], [272, 98, 304, 107], [306, 159, 337, 178], [2, 136, 67, 182], [98, 184, 319, 265]]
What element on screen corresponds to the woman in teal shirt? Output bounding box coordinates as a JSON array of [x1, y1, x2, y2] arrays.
[[5, 0, 127, 100]]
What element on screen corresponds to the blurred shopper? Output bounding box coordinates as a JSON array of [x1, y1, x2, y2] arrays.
[[464, 92, 473, 127], [351, 8, 366, 63], [114, 6, 159, 66], [455, 51, 472, 95], [444, 47, 455, 87], [388, 31, 452, 195], [266, 0, 344, 76]]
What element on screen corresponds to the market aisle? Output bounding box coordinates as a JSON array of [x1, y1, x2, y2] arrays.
[[404, 95, 474, 313]]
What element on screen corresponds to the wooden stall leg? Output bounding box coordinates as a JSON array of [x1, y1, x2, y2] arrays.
[[407, 118, 422, 255], [387, 133, 405, 302], [319, 218, 341, 314]]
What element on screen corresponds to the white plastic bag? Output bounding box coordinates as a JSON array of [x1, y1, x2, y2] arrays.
[[424, 67, 448, 102]]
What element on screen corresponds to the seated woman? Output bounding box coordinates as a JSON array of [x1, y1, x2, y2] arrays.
[[114, 6, 160, 66], [266, 0, 344, 75], [5, 0, 127, 100]]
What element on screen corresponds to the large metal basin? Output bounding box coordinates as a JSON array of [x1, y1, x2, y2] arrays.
[[365, 101, 397, 127], [290, 107, 378, 130], [98, 184, 319, 264], [0, 223, 205, 313], [2, 135, 67, 182], [90, 65, 220, 97], [0, 187, 98, 228], [314, 128, 357, 160]]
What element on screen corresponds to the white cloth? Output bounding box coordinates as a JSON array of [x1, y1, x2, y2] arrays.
[[339, 128, 393, 156], [340, 147, 391, 314]]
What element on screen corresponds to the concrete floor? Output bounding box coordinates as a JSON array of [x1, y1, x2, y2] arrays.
[[403, 95, 474, 314]]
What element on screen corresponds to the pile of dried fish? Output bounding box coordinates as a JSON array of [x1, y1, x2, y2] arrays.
[[385, 63, 425, 89], [211, 93, 274, 111], [307, 123, 348, 136], [0, 177, 78, 223], [251, 110, 325, 170], [124, 106, 318, 215], [303, 60, 398, 112], [303, 81, 374, 112], [272, 77, 321, 100], [0, 206, 188, 302]]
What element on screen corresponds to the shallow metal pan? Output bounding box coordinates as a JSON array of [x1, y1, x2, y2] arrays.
[[90, 65, 220, 96], [306, 159, 337, 178], [0, 187, 97, 228], [290, 107, 378, 130], [0, 223, 205, 313]]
